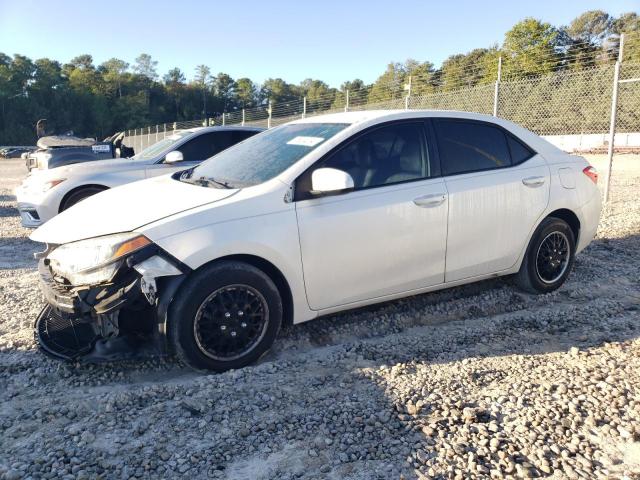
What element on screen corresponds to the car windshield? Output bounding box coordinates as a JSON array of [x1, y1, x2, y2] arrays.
[[132, 131, 191, 160], [179, 123, 349, 188]]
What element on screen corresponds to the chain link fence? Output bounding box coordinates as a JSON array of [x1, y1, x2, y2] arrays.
[[123, 41, 640, 158]]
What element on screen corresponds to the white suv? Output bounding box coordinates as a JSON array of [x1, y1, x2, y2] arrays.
[[30, 110, 602, 371]]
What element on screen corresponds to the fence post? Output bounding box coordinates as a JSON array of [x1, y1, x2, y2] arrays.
[[222, 113, 226, 126], [267, 101, 272, 129], [604, 34, 624, 204], [173, 122, 176, 134], [147, 126, 150, 149], [493, 56, 502, 117], [344, 90, 349, 112], [404, 75, 412, 110], [302, 97, 307, 119], [242, 108, 245, 126], [163, 123, 166, 139], [155, 125, 158, 143]]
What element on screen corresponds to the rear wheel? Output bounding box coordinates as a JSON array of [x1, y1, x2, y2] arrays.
[[516, 217, 576, 294], [60, 186, 107, 211], [169, 261, 282, 372]]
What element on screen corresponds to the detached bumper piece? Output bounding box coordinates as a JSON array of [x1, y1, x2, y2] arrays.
[[35, 305, 97, 360]]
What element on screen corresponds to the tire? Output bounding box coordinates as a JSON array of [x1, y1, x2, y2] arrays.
[[60, 186, 107, 211], [515, 217, 576, 294], [168, 261, 282, 372]]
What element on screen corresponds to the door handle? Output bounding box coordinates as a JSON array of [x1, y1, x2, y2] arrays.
[[522, 176, 545, 187], [413, 193, 446, 208]]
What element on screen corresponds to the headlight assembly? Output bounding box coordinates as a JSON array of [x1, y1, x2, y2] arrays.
[[37, 153, 52, 169], [47, 233, 151, 286]]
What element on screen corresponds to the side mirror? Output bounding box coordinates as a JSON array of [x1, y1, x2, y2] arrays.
[[165, 150, 184, 163], [311, 168, 354, 195]]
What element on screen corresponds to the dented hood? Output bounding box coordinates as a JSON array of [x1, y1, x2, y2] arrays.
[[30, 174, 238, 245]]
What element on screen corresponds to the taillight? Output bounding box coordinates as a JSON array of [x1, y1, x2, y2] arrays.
[[583, 166, 598, 184]]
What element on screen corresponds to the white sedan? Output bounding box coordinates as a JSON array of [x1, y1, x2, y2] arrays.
[[30, 110, 602, 371], [16, 126, 262, 227]]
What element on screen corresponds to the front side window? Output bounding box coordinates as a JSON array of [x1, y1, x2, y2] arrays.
[[307, 122, 428, 192], [132, 131, 191, 161], [434, 120, 512, 175], [181, 123, 348, 188]]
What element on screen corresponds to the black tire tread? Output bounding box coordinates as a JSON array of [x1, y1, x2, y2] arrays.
[[516, 217, 576, 294], [168, 261, 282, 372]]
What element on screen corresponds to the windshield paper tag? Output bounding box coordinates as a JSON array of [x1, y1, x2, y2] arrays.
[[92, 144, 111, 153], [287, 136, 324, 147]]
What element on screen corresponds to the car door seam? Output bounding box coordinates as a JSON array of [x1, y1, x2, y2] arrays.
[[293, 203, 317, 311]]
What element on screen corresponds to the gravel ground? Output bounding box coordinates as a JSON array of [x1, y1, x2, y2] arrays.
[[0, 155, 639, 480]]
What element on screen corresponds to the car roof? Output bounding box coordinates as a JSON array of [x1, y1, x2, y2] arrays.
[[182, 126, 265, 134], [290, 109, 506, 125], [288, 109, 561, 154]]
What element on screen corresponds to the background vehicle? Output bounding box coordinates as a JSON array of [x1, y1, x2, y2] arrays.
[[25, 132, 133, 171], [1, 146, 36, 158], [30, 110, 601, 372], [17, 126, 263, 227]]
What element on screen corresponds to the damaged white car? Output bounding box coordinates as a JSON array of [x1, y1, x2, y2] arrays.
[[30, 110, 602, 372]]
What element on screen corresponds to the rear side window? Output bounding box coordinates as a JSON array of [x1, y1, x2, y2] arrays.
[[232, 130, 259, 143], [434, 120, 512, 175], [178, 132, 222, 161], [507, 135, 535, 164]]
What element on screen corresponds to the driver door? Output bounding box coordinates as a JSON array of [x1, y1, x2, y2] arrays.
[[295, 121, 448, 311]]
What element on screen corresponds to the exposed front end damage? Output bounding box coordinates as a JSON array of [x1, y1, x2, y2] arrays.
[[34, 241, 187, 362]]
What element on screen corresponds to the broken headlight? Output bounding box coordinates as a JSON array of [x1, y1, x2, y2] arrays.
[[47, 233, 151, 286]]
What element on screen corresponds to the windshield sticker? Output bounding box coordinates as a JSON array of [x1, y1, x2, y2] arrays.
[[91, 144, 111, 153], [286, 136, 325, 147]]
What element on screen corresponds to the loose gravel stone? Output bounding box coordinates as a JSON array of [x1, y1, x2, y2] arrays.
[[1, 155, 640, 479]]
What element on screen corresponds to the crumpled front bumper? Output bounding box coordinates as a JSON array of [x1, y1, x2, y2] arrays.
[[35, 250, 187, 361], [38, 259, 142, 315]]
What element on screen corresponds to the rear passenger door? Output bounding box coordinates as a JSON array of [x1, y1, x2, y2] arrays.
[[433, 118, 550, 282]]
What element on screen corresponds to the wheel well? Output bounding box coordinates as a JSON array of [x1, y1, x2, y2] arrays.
[[59, 184, 109, 212], [200, 254, 294, 328], [547, 208, 580, 241]]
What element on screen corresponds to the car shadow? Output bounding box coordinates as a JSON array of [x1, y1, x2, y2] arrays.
[[0, 205, 19, 218]]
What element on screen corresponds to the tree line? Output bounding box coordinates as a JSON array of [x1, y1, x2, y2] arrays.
[[0, 10, 637, 145]]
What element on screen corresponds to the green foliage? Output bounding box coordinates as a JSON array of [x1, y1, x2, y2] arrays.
[[1, 8, 639, 144], [502, 18, 563, 77]]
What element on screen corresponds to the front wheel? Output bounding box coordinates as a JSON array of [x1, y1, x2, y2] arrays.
[[169, 261, 282, 372], [60, 186, 107, 211], [515, 217, 576, 294]]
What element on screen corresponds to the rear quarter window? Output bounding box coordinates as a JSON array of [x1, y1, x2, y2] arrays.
[[507, 135, 535, 164]]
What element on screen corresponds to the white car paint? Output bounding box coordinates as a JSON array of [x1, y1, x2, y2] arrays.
[[443, 154, 550, 282], [31, 110, 602, 326], [16, 126, 262, 228]]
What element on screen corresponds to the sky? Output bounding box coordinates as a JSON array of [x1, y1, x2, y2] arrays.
[[0, 0, 637, 87]]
